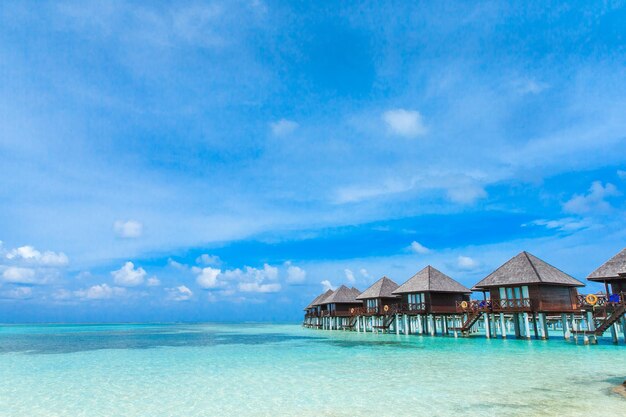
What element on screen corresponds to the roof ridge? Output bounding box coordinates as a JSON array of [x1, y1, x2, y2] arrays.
[[524, 251, 543, 283]]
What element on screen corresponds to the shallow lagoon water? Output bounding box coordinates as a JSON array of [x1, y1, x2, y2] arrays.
[[0, 323, 624, 416]]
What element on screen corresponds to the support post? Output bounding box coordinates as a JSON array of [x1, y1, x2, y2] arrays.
[[621, 315, 626, 344], [561, 313, 570, 340], [483, 313, 490, 339], [523, 313, 531, 340], [428, 315, 435, 336], [611, 323, 619, 344], [586, 311, 597, 344], [499, 313, 506, 339], [395, 314, 400, 335]]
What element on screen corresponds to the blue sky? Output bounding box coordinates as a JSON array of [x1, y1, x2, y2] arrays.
[[1, 1, 626, 323]]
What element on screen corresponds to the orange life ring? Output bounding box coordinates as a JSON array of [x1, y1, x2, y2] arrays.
[[350, 308, 355, 314], [383, 305, 389, 312], [585, 294, 598, 306], [460, 301, 469, 309]]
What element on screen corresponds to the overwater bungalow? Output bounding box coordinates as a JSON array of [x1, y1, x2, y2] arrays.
[[459, 251, 584, 340], [303, 292, 327, 328], [319, 285, 361, 330], [584, 248, 626, 343], [353, 276, 400, 333], [392, 266, 471, 336], [304, 289, 334, 328]]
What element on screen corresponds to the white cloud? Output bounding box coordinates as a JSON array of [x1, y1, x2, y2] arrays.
[[513, 78, 549, 95], [457, 256, 479, 270], [321, 280, 335, 292], [446, 185, 487, 204], [52, 289, 73, 300], [5, 245, 69, 266], [2, 266, 38, 284], [382, 109, 427, 138], [113, 220, 143, 238], [196, 254, 221, 265], [146, 276, 161, 287], [194, 267, 222, 289], [2, 286, 33, 299], [167, 285, 193, 301], [111, 262, 147, 287], [344, 268, 355, 284], [359, 268, 369, 278], [238, 282, 281, 293], [409, 241, 430, 254], [230, 264, 281, 293], [75, 283, 126, 300], [563, 181, 620, 214], [168, 259, 188, 271], [270, 119, 299, 136], [525, 218, 589, 232], [286, 264, 306, 283]]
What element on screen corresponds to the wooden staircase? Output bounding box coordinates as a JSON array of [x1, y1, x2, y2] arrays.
[[451, 311, 483, 336], [594, 304, 626, 336], [383, 315, 395, 329]]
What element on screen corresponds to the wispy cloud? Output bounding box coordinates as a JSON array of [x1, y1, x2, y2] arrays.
[[563, 181, 620, 214], [270, 119, 299, 137], [408, 241, 430, 254], [166, 285, 193, 301], [382, 109, 427, 138], [113, 220, 143, 239]]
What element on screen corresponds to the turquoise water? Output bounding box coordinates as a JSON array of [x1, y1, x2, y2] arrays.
[[0, 324, 624, 416]]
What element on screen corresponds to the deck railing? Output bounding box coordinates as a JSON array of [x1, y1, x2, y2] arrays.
[[577, 292, 626, 308], [456, 298, 534, 313], [456, 300, 491, 313], [492, 298, 532, 311]]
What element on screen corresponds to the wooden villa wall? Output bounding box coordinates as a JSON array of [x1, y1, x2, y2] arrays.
[[536, 285, 578, 312], [488, 284, 579, 313], [428, 292, 469, 314], [609, 280, 626, 293]]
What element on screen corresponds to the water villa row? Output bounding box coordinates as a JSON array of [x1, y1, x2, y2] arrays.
[[303, 249, 626, 345]]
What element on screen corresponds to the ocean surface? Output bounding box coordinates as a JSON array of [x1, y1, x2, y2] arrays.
[[0, 323, 624, 417]]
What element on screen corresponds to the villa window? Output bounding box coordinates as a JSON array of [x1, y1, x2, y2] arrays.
[[407, 293, 424, 307], [366, 299, 378, 310]]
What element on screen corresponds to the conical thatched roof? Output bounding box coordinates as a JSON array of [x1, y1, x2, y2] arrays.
[[304, 292, 325, 310], [350, 287, 362, 298], [473, 251, 584, 290], [356, 276, 400, 299], [321, 285, 361, 304], [587, 248, 626, 282], [392, 266, 470, 294], [311, 289, 334, 306]]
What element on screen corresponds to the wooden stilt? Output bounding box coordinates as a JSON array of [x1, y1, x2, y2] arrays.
[[499, 313, 506, 339], [483, 313, 490, 339], [561, 313, 570, 340], [523, 313, 531, 340]]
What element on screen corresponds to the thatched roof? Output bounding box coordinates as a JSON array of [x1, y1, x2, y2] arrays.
[[350, 287, 362, 299], [311, 289, 334, 306], [392, 266, 471, 294], [587, 248, 626, 282], [356, 276, 400, 299], [321, 285, 361, 305], [473, 251, 584, 290], [304, 292, 325, 310]]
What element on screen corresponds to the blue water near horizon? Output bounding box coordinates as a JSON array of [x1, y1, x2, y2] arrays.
[[0, 323, 624, 416]]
